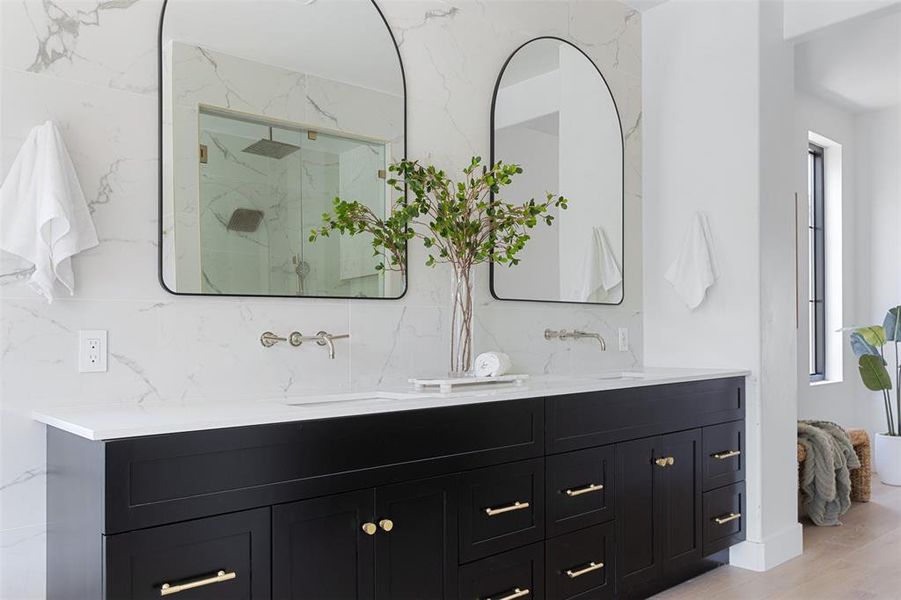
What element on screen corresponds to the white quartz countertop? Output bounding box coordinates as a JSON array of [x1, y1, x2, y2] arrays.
[[32, 367, 749, 441]]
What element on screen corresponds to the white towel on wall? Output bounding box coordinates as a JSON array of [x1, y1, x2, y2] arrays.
[[0, 121, 98, 302], [664, 212, 718, 310], [577, 227, 622, 302]]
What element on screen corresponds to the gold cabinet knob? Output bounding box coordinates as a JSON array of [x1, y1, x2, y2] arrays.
[[667, 456, 675, 466], [379, 519, 394, 532], [655, 457, 668, 467], [361, 522, 377, 536]]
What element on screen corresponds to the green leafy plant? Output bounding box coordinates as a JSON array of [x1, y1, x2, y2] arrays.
[[848, 306, 901, 436], [309, 157, 567, 275], [310, 156, 568, 373]]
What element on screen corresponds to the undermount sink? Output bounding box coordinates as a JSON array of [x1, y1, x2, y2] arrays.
[[285, 391, 420, 407]]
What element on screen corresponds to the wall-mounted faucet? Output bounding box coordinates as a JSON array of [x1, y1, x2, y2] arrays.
[[260, 330, 350, 359], [544, 328, 606, 350]]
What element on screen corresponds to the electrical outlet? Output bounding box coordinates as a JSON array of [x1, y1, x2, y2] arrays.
[[618, 328, 629, 352], [79, 330, 108, 373]]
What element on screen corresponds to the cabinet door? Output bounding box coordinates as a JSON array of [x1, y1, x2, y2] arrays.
[[657, 429, 703, 578], [375, 475, 459, 600], [272, 490, 375, 600], [614, 437, 659, 596], [104, 508, 270, 600]]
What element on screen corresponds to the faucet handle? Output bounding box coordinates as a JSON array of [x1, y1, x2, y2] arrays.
[[260, 331, 287, 347]]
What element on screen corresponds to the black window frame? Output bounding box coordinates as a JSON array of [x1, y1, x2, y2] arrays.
[[808, 142, 826, 382]]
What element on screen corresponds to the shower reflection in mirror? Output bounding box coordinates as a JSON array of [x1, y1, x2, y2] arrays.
[[195, 108, 393, 297], [159, 0, 405, 298]]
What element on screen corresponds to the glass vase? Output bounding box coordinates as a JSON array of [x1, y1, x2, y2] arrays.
[[449, 266, 475, 377]]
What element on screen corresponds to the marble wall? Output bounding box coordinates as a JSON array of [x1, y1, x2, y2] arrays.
[[0, 1, 641, 596]]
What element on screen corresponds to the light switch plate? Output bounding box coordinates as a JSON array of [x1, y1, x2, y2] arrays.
[[79, 330, 107, 373]]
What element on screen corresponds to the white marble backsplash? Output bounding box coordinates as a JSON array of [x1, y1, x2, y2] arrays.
[[0, 1, 641, 596]]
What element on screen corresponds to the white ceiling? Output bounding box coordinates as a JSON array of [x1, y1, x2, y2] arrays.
[[795, 10, 901, 113], [162, 0, 404, 96]]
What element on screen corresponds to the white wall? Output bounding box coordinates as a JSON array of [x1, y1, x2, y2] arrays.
[[0, 1, 643, 597], [644, 0, 802, 571], [856, 106, 901, 438], [795, 92, 865, 429]]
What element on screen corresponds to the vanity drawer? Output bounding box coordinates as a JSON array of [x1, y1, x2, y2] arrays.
[[547, 377, 744, 453], [702, 421, 745, 491], [459, 543, 544, 600], [546, 446, 614, 537], [103, 507, 270, 599], [103, 398, 542, 532], [545, 523, 615, 600], [702, 482, 746, 556], [460, 459, 545, 563]]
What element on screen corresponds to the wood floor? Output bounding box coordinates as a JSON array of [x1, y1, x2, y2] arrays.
[[654, 481, 901, 599]]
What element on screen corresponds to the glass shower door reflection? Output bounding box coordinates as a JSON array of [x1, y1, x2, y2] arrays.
[[195, 107, 392, 297]]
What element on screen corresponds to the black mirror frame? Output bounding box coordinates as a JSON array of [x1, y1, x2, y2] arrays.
[[488, 36, 625, 306], [156, 0, 408, 300]]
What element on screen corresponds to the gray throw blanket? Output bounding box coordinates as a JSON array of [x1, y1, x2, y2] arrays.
[[798, 420, 860, 526]]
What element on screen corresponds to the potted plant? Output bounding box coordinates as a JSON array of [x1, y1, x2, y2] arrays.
[[310, 157, 567, 375], [848, 306, 901, 485]]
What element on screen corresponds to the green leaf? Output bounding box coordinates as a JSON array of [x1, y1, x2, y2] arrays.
[[856, 326, 887, 348], [850, 332, 880, 357], [883, 306, 901, 342], [858, 354, 893, 391]]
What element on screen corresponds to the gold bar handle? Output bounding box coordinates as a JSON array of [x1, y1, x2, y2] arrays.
[[484, 501, 530, 516], [713, 512, 742, 525], [712, 450, 741, 460], [485, 587, 531, 600], [160, 570, 236, 596], [565, 561, 604, 579], [564, 483, 604, 497]]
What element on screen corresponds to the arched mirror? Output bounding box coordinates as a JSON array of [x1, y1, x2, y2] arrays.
[[159, 0, 406, 298], [490, 37, 624, 305]]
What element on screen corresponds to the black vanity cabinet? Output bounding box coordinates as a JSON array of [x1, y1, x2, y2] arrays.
[[614, 431, 703, 598], [46, 378, 745, 600], [272, 477, 459, 600]]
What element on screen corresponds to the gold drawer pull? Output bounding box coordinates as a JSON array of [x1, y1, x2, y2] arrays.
[[565, 561, 604, 579], [654, 457, 675, 467], [712, 450, 741, 460], [484, 501, 530, 516], [713, 512, 742, 525], [565, 483, 604, 497], [160, 570, 236, 596], [485, 587, 531, 600]]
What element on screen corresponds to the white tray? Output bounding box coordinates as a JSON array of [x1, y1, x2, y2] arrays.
[[409, 374, 529, 394]]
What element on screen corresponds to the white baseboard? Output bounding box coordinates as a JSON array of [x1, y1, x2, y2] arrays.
[[728, 522, 803, 571]]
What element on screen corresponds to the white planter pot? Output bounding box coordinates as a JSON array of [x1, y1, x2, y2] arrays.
[[875, 433, 901, 486]]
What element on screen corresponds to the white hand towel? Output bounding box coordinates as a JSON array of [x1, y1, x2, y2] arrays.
[[664, 212, 718, 310], [474, 351, 512, 378], [577, 227, 622, 302], [0, 121, 98, 302]]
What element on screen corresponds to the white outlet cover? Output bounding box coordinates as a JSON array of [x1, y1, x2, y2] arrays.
[[618, 328, 629, 352], [79, 330, 108, 373]]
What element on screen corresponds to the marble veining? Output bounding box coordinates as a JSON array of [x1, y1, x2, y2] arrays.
[[0, 1, 642, 596]]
